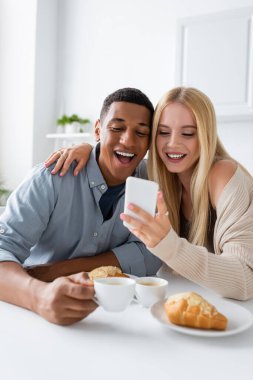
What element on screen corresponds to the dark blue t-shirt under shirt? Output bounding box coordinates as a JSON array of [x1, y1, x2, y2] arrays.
[[99, 183, 125, 221]]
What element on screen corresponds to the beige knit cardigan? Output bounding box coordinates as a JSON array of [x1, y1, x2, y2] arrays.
[[150, 167, 253, 300]]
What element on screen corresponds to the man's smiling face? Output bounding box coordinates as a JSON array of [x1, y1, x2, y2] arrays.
[[95, 101, 152, 186]]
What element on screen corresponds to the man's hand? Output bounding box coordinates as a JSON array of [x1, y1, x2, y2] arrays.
[[33, 272, 98, 325]]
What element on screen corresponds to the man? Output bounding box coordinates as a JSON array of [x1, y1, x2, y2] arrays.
[[0, 88, 161, 325]]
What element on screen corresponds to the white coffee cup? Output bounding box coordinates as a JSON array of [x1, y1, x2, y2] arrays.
[[94, 277, 136, 312], [135, 277, 168, 308]]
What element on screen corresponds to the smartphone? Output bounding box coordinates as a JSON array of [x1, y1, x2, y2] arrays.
[[123, 177, 159, 228]]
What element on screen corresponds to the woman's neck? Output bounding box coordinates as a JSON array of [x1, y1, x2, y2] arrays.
[[177, 171, 192, 194]]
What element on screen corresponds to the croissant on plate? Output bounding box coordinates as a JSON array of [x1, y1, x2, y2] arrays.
[[164, 292, 228, 330]]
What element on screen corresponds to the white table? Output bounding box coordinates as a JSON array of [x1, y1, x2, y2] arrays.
[[0, 271, 252, 380]]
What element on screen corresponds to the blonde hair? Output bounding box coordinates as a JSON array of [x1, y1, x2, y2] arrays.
[[148, 87, 234, 246]]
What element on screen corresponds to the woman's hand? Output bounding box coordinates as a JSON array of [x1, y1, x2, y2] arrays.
[[120, 191, 171, 248], [45, 143, 93, 176]]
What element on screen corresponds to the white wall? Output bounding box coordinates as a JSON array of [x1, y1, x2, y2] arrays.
[[33, 0, 58, 165], [55, 0, 253, 118], [218, 121, 253, 172], [1, 0, 253, 190], [55, 0, 253, 174], [174, 6, 253, 173], [0, 0, 37, 189]]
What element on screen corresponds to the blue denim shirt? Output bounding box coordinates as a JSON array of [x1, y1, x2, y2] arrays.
[[0, 146, 161, 276]]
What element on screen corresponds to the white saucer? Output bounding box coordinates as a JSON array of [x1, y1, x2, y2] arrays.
[[151, 298, 253, 337]]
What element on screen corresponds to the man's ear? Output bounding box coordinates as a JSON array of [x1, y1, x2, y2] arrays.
[[94, 119, 101, 142]]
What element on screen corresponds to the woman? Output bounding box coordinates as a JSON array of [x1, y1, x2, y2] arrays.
[[46, 87, 253, 300]]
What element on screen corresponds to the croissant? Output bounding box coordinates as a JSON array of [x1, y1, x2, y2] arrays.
[[164, 292, 228, 330], [88, 266, 129, 280]]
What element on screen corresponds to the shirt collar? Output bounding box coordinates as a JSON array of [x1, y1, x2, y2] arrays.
[[86, 143, 107, 189]]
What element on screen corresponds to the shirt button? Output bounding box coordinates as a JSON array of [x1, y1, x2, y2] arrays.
[[101, 185, 106, 190], [93, 232, 98, 237], [91, 181, 95, 186], [0, 227, 5, 234]]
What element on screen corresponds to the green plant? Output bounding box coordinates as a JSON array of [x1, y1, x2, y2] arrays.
[[57, 114, 70, 126], [77, 117, 91, 125], [57, 114, 90, 126], [0, 186, 11, 206]]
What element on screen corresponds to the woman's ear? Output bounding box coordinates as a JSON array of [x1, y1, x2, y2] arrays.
[[94, 119, 101, 142]]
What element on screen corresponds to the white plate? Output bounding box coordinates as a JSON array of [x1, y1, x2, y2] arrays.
[[151, 298, 253, 337]]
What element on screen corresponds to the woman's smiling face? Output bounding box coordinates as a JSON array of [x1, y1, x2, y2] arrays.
[[156, 102, 200, 178]]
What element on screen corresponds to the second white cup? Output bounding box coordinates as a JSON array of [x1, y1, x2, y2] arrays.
[[135, 277, 168, 308]]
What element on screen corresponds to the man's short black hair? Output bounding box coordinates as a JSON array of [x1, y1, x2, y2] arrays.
[[100, 87, 154, 121]]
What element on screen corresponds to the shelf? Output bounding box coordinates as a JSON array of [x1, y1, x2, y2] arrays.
[[46, 132, 94, 150], [46, 133, 92, 139]]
